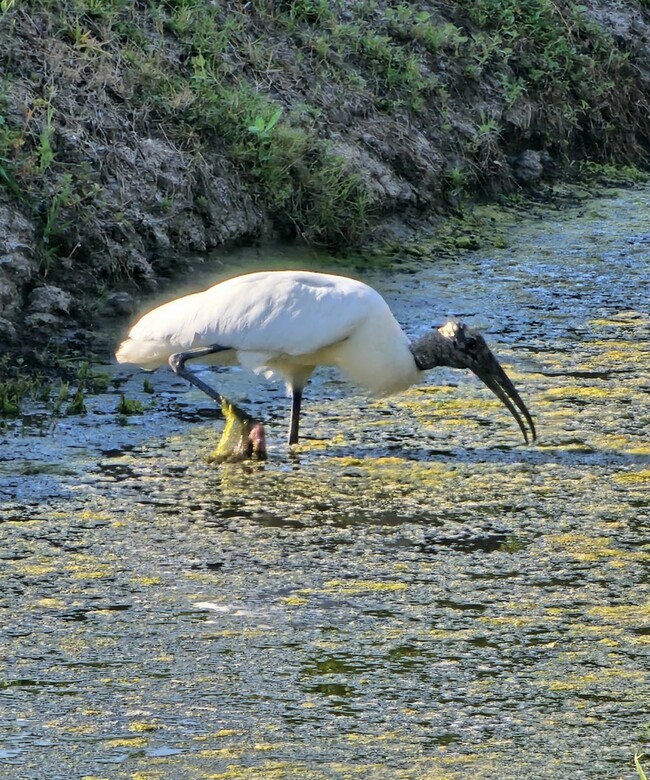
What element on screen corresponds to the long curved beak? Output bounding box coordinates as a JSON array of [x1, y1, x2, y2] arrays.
[[472, 354, 537, 444]]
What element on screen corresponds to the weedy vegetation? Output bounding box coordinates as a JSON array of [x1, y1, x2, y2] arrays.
[[116, 393, 144, 415], [0, 358, 110, 418], [0, 0, 648, 355]]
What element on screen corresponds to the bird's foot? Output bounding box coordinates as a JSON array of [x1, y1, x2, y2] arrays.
[[208, 399, 267, 463], [245, 421, 267, 461]]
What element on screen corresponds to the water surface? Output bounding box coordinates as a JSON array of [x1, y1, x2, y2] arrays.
[[1, 187, 649, 780]]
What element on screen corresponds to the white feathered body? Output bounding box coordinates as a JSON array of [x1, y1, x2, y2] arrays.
[[115, 270, 421, 396]]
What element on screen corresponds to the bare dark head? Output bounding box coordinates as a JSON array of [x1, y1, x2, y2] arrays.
[[410, 321, 537, 444]]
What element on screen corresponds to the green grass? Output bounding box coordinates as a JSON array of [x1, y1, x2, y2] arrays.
[[117, 394, 144, 415], [0, 359, 110, 417], [0, 0, 648, 288]]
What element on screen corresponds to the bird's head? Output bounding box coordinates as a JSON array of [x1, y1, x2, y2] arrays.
[[411, 321, 537, 444]]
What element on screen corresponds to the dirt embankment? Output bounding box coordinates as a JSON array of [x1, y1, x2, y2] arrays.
[[1, 0, 649, 365]]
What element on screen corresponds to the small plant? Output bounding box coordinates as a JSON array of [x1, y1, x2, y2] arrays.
[[39, 361, 107, 415], [57, 380, 69, 401], [65, 385, 86, 415], [275, 0, 332, 28], [444, 165, 469, 200], [636, 753, 648, 780], [88, 372, 110, 393], [0, 0, 16, 18], [39, 173, 77, 274], [0, 383, 22, 416], [501, 74, 527, 109], [117, 394, 144, 415], [298, 149, 372, 244], [0, 90, 23, 199], [35, 99, 55, 174], [0, 366, 46, 417], [75, 361, 110, 394], [248, 108, 283, 139], [474, 115, 501, 145]]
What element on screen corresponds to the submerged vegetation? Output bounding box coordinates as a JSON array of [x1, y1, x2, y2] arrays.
[[2, 184, 649, 777], [0, 357, 108, 418]]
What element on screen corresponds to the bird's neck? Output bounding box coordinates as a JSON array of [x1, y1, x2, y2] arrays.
[[409, 330, 454, 371]]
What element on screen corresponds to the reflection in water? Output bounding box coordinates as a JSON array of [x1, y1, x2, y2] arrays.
[[1, 187, 649, 779]]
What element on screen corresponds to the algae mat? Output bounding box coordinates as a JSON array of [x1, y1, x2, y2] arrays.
[[1, 188, 649, 779]]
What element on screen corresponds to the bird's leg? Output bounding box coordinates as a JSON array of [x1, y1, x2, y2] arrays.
[[169, 346, 267, 461], [288, 387, 303, 445], [169, 345, 251, 421], [169, 346, 228, 405]]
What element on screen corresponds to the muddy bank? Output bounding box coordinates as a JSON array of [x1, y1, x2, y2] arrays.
[[1, 1, 650, 363]]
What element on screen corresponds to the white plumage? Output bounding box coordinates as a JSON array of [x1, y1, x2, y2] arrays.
[[116, 270, 420, 397], [116, 269, 536, 458]]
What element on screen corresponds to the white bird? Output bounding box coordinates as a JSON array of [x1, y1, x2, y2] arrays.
[[115, 269, 536, 459]]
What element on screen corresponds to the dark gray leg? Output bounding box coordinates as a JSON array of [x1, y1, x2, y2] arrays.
[[288, 386, 303, 445], [169, 345, 228, 403], [169, 345, 266, 460], [169, 345, 248, 419]]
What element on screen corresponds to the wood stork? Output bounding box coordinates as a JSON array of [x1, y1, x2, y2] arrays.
[[115, 269, 536, 459]]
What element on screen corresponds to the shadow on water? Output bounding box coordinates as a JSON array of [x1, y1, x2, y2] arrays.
[[1, 187, 650, 780]]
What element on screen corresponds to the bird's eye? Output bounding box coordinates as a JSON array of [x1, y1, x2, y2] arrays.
[[465, 336, 479, 353]]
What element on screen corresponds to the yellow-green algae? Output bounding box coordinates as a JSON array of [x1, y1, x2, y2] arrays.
[[103, 737, 149, 748], [124, 750, 552, 780], [615, 469, 650, 484], [128, 721, 160, 733], [131, 575, 163, 586], [545, 534, 650, 563], [130, 774, 165, 780], [542, 385, 629, 401], [4, 187, 650, 780], [324, 579, 409, 593]]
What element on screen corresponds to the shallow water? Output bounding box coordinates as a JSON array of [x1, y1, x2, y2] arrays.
[[1, 187, 649, 780]]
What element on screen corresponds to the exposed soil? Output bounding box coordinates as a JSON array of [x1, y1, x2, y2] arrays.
[[1, 1, 649, 368]]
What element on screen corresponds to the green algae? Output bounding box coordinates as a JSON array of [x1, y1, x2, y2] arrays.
[[323, 579, 409, 593], [615, 469, 650, 484], [130, 774, 165, 780], [545, 533, 650, 564], [3, 187, 650, 780], [103, 737, 149, 748], [543, 385, 627, 401]]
